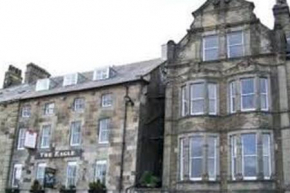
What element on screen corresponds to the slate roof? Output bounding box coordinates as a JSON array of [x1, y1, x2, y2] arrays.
[[0, 58, 163, 103]]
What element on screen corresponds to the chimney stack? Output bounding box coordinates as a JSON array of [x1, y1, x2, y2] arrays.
[[24, 63, 51, 84], [273, 0, 290, 37], [3, 65, 23, 89]]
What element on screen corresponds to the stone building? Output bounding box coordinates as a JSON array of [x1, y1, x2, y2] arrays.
[[0, 59, 165, 193], [162, 0, 290, 193]]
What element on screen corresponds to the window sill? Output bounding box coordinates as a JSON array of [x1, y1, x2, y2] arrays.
[[177, 180, 220, 184], [180, 114, 220, 120], [228, 179, 275, 183], [227, 110, 271, 116]]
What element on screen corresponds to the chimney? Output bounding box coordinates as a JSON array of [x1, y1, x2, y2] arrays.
[[24, 63, 51, 84], [3, 65, 23, 89], [162, 40, 176, 63], [273, 0, 290, 37]]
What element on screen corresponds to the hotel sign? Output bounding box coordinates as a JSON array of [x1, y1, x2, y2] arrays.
[[36, 149, 82, 159]]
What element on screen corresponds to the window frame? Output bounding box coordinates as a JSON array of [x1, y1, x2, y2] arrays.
[[21, 105, 31, 118], [36, 78, 50, 91], [66, 162, 77, 188], [98, 118, 110, 144], [190, 82, 205, 115], [181, 86, 188, 117], [70, 121, 82, 147], [95, 160, 107, 184], [63, 73, 78, 87], [208, 83, 217, 115], [101, 94, 113, 108], [227, 31, 245, 58], [40, 125, 51, 149], [36, 163, 47, 185], [262, 133, 272, 180], [240, 78, 256, 112], [207, 136, 217, 181], [94, 68, 110, 80], [73, 98, 85, 112], [179, 138, 185, 181], [260, 78, 269, 111], [189, 135, 204, 181], [229, 81, 237, 113], [203, 35, 219, 61], [12, 164, 22, 188], [44, 102, 55, 116], [17, 128, 26, 150]]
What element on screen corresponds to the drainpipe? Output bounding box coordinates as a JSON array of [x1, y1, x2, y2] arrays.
[[119, 85, 134, 193]]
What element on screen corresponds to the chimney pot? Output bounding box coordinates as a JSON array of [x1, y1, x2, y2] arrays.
[[3, 65, 23, 89]]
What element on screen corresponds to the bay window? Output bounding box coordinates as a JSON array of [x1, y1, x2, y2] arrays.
[[260, 78, 269, 111], [181, 81, 218, 117], [190, 136, 203, 180], [203, 35, 219, 61], [241, 78, 255, 111], [230, 81, 237, 113], [230, 132, 273, 180]]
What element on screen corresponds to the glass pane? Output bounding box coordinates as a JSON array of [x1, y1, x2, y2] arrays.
[[241, 79, 254, 94], [204, 35, 218, 48], [261, 95, 267, 110], [208, 137, 216, 157], [208, 84, 216, 99], [229, 31, 243, 45], [260, 78, 267, 94], [191, 83, 204, 98], [242, 134, 257, 155], [209, 100, 216, 114], [263, 156, 270, 178], [263, 134, 270, 156], [229, 45, 243, 58], [244, 157, 257, 177], [192, 100, 204, 114], [242, 95, 255, 109], [191, 158, 202, 178], [208, 158, 215, 179], [191, 136, 203, 157], [204, 49, 218, 61]]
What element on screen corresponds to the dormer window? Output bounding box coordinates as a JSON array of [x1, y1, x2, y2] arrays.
[[36, 79, 50, 91], [63, 73, 78, 86], [94, 67, 110, 80]]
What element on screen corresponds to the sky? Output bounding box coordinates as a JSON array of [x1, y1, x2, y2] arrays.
[[0, 0, 287, 88]]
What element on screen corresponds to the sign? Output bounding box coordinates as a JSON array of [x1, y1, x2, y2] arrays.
[[44, 168, 56, 188], [36, 149, 82, 159], [24, 130, 37, 149]]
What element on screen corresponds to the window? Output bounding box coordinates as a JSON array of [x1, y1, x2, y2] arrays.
[[203, 35, 219, 61], [44, 103, 54, 115], [95, 160, 107, 183], [208, 84, 217, 115], [179, 138, 185, 180], [36, 79, 50, 91], [230, 132, 273, 180], [73, 98, 85, 112], [66, 162, 77, 187], [21, 106, 31, 118], [63, 73, 78, 86], [181, 86, 189, 116], [17, 128, 26, 150], [98, 119, 110, 144], [70, 121, 82, 146], [242, 133, 257, 180], [229, 81, 237, 113], [12, 164, 22, 187], [190, 136, 203, 180], [227, 31, 244, 58], [208, 136, 217, 180], [94, 68, 110, 80], [263, 134, 271, 179], [40, 125, 51, 149], [190, 83, 205, 115], [260, 78, 269, 111], [101, 94, 113, 107], [241, 78, 255, 111], [36, 163, 47, 185]]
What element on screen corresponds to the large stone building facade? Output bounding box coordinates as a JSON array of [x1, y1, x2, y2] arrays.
[[162, 0, 290, 192]]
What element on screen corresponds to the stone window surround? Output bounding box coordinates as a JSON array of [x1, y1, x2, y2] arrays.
[[227, 74, 271, 114], [200, 26, 250, 61], [227, 130, 275, 181], [178, 133, 220, 182], [180, 79, 219, 117]]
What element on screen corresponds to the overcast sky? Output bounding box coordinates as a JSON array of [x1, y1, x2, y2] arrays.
[[0, 0, 287, 88]]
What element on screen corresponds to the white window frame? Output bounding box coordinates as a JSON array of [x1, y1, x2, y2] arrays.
[[95, 160, 107, 183], [241, 133, 257, 180], [230, 135, 237, 180], [101, 94, 113, 108], [98, 119, 110, 144], [229, 81, 237, 113], [208, 83, 217, 115], [73, 98, 85, 112], [179, 138, 185, 180], [44, 103, 55, 116], [36, 163, 47, 185], [203, 35, 219, 61], [263, 133, 272, 180], [21, 106, 31, 118], [40, 125, 51, 149], [12, 164, 22, 188], [17, 128, 26, 150], [240, 78, 256, 112], [190, 83, 205, 115], [66, 162, 77, 188], [207, 136, 217, 181], [227, 31, 244, 58], [36, 78, 50, 91], [260, 78, 269, 111], [70, 121, 82, 147], [189, 136, 203, 181], [181, 86, 188, 117], [63, 73, 78, 86], [94, 68, 110, 80]]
